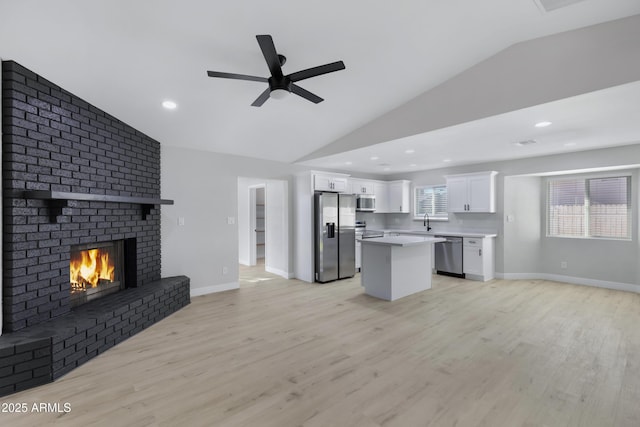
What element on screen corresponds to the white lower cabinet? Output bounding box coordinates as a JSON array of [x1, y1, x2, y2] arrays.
[[462, 237, 494, 281]]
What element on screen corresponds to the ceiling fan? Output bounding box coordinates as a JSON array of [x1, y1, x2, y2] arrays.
[[206, 34, 345, 107]]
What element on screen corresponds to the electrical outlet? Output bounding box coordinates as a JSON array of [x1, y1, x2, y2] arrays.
[[561, 261, 567, 269], [222, 266, 228, 275]]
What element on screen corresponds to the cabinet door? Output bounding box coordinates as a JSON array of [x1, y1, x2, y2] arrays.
[[332, 177, 348, 193], [387, 181, 410, 213], [314, 174, 348, 192], [314, 174, 334, 192], [349, 178, 363, 194], [374, 182, 389, 212], [468, 175, 493, 212], [361, 181, 375, 195], [447, 176, 468, 212], [463, 240, 483, 275]]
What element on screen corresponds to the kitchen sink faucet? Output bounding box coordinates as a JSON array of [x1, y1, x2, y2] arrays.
[[423, 212, 432, 231]]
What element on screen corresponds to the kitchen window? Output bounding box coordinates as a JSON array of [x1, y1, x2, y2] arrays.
[[547, 175, 631, 239], [414, 185, 448, 220]]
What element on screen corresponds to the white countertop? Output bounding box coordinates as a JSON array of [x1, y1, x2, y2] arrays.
[[360, 235, 445, 247], [371, 229, 497, 238]]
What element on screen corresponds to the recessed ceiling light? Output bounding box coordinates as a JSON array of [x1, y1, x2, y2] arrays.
[[410, 163, 417, 167], [443, 159, 452, 163], [405, 149, 415, 154], [370, 156, 379, 161], [514, 139, 537, 146], [564, 142, 577, 147], [535, 121, 552, 128], [383, 167, 391, 171], [345, 161, 353, 165], [162, 100, 177, 110]]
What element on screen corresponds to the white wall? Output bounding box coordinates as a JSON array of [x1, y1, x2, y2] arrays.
[[503, 176, 541, 275], [161, 146, 303, 297], [387, 143, 640, 290]]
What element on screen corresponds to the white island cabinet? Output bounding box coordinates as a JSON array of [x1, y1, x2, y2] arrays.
[[360, 236, 444, 301]]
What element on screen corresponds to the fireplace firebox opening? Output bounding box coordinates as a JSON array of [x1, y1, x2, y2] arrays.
[[69, 238, 136, 308]]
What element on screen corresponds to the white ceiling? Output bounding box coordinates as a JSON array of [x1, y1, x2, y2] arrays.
[[1, 0, 640, 172], [299, 81, 640, 174]]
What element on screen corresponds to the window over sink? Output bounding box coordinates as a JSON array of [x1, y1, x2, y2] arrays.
[[414, 185, 448, 221]]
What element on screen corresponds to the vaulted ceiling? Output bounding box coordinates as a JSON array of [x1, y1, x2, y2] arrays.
[[1, 1, 640, 174]]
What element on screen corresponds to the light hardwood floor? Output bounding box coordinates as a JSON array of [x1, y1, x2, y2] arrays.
[[1, 267, 639, 427]]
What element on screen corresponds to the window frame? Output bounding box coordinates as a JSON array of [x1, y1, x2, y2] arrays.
[[413, 184, 449, 221], [546, 173, 632, 241]]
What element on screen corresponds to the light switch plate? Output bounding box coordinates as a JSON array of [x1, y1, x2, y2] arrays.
[[227, 216, 235, 225], [178, 217, 185, 226]]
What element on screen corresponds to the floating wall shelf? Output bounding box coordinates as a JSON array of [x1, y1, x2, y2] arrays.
[[23, 190, 174, 222]]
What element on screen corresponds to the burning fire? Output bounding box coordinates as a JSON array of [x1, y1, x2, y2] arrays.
[[70, 249, 115, 290]]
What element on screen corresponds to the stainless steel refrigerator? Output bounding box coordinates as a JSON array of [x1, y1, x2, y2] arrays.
[[314, 192, 356, 282]]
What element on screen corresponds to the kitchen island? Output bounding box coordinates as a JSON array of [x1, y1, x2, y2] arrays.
[[360, 236, 445, 301]]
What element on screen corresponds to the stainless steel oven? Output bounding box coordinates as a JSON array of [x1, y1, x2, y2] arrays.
[[356, 194, 375, 212]]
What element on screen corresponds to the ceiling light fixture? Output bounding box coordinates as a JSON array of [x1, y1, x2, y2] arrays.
[[162, 100, 177, 110], [564, 142, 577, 147], [370, 156, 379, 161], [405, 149, 415, 154], [514, 139, 537, 146], [535, 121, 552, 128], [269, 88, 290, 100], [345, 161, 353, 165], [410, 164, 417, 167], [443, 159, 452, 163], [383, 167, 391, 171]]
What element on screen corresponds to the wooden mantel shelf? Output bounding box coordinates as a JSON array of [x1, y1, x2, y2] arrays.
[[23, 190, 174, 222]]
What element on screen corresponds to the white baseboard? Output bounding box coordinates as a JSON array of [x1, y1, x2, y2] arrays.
[[265, 265, 295, 279], [496, 272, 639, 294], [190, 281, 239, 297], [238, 258, 249, 266]]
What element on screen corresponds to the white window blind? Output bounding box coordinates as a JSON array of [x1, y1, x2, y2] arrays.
[[415, 185, 448, 220], [547, 176, 630, 239]]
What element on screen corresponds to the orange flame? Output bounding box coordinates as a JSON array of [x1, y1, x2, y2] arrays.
[[70, 249, 115, 288]]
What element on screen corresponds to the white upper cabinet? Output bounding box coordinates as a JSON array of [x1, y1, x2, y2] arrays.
[[314, 173, 349, 193], [349, 178, 376, 195], [374, 181, 389, 212], [387, 180, 411, 213], [446, 171, 497, 213]]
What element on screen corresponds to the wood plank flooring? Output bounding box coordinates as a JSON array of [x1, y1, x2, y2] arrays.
[[1, 266, 639, 427]]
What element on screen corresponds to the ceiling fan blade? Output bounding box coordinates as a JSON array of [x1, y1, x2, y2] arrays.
[[291, 84, 324, 104], [251, 88, 271, 107], [256, 35, 284, 80], [207, 71, 268, 83], [288, 61, 345, 82]]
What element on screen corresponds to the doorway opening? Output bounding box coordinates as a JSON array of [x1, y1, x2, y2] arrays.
[[237, 177, 291, 283]]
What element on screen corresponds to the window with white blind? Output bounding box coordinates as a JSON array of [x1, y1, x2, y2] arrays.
[[547, 175, 631, 239], [414, 185, 448, 220]]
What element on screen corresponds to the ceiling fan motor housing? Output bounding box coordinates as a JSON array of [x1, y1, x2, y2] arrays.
[[269, 76, 292, 93]]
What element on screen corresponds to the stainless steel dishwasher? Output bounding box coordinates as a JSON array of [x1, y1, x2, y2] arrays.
[[434, 236, 465, 278]]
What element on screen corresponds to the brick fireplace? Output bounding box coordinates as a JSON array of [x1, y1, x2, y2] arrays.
[[0, 61, 190, 396]]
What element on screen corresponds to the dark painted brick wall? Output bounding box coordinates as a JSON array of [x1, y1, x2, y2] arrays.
[[2, 60, 162, 332]]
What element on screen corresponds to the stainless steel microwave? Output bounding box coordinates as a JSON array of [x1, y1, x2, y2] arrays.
[[356, 194, 375, 212]]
